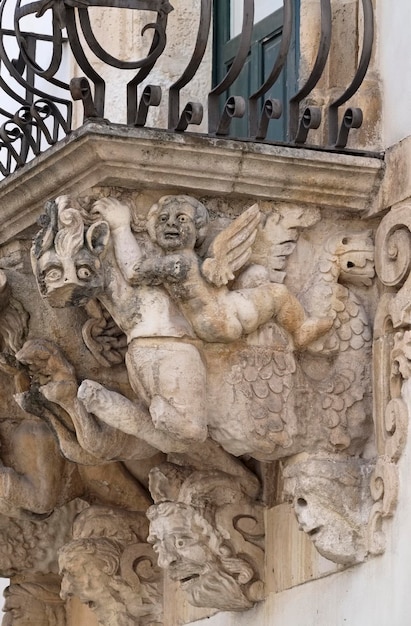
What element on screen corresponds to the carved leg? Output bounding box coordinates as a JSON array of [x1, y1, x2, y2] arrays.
[[264, 284, 333, 348], [41, 380, 157, 461], [15, 389, 104, 466], [125, 339, 208, 443], [78, 380, 189, 454]]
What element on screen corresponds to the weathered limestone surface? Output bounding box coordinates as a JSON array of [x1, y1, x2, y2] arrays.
[[0, 124, 384, 245], [0, 125, 403, 626]]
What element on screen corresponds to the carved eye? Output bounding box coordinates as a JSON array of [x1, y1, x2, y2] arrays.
[[77, 266, 93, 280], [178, 214, 188, 223], [175, 538, 186, 549], [159, 214, 168, 223], [44, 267, 63, 282]]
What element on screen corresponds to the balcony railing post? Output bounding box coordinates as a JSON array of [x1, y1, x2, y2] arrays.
[[0, 0, 376, 178]]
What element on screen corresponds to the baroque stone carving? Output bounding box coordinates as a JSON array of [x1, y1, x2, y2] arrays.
[[59, 506, 163, 626], [283, 454, 375, 565], [0, 343, 151, 518], [0, 500, 83, 626], [369, 203, 411, 554], [2, 577, 66, 626], [23, 191, 379, 615], [30, 195, 374, 465], [147, 464, 265, 612]]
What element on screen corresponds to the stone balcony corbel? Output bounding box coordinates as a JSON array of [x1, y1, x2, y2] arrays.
[[0, 122, 385, 246]]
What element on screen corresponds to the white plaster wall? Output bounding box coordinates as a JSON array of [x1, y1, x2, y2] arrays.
[[190, 421, 411, 626], [0, 579, 7, 615], [379, 0, 411, 149]]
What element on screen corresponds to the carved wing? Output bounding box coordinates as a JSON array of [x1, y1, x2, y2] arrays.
[[201, 204, 261, 287], [250, 206, 321, 283]]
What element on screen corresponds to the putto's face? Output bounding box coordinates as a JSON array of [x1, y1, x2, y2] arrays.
[[154, 203, 197, 251], [60, 558, 96, 604]]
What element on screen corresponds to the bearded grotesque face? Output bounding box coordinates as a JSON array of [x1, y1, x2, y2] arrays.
[[147, 502, 256, 611]]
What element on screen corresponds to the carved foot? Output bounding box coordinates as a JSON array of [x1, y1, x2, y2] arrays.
[[150, 394, 208, 443], [78, 380, 192, 455], [78, 379, 126, 423], [40, 380, 79, 405], [79, 379, 150, 440], [16, 339, 76, 386], [294, 316, 333, 349]]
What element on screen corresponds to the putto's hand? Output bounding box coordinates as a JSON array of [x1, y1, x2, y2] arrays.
[[92, 197, 132, 230]]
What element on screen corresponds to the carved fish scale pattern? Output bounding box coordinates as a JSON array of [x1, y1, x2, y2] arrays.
[[225, 347, 296, 442]]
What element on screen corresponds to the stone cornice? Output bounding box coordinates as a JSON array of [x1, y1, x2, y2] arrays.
[[0, 122, 384, 244]]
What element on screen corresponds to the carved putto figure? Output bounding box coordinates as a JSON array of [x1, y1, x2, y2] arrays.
[[96, 195, 331, 346], [32, 195, 207, 445], [29, 194, 375, 466], [147, 464, 265, 611], [0, 189, 379, 621]]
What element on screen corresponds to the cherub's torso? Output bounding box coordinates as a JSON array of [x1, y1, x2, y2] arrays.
[[100, 249, 194, 342]]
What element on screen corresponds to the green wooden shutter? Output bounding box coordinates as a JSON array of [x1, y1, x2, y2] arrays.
[[213, 1, 299, 142]]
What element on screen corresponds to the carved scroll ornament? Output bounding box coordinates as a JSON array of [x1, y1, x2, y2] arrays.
[[370, 203, 411, 555]]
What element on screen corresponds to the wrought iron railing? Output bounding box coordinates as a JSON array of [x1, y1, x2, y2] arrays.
[[0, 0, 374, 178]]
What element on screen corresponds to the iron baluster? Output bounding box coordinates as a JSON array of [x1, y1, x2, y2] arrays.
[[249, 0, 293, 139], [208, 0, 254, 136], [289, 0, 332, 144], [328, 0, 374, 148], [168, 0, 212, 131], [126, 8, 170, 125]]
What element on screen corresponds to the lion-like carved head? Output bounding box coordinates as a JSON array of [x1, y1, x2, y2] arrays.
[[32, 197, 110, 308]]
